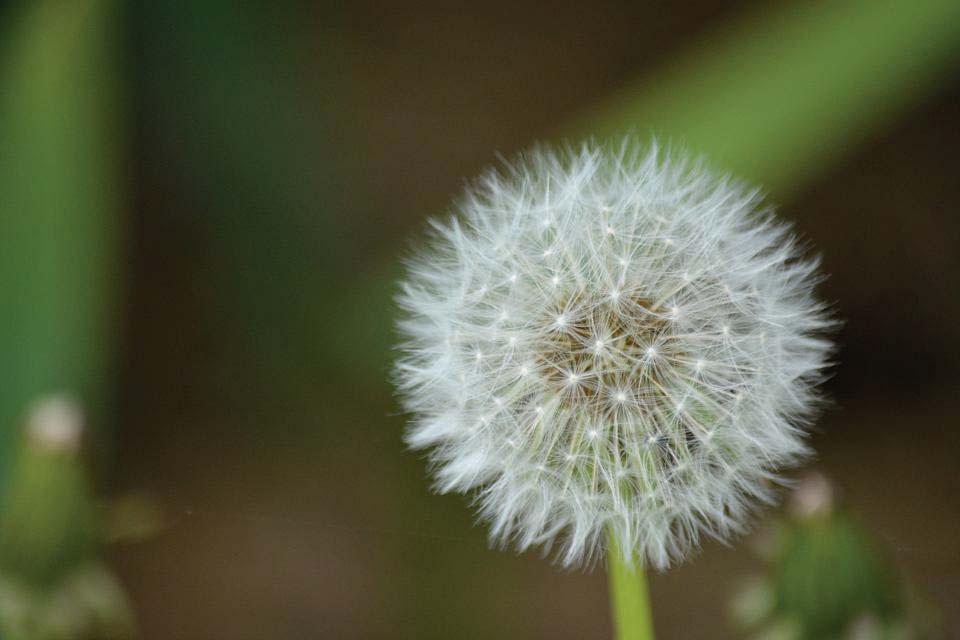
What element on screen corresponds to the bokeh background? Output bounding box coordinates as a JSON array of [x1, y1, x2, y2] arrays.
[[1, 0, 959, 638]]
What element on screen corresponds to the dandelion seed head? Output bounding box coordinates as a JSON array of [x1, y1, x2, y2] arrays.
[[395, 141, 833, 569]]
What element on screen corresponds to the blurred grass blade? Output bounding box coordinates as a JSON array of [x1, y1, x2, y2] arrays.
[[0, 0, 122, 482], [575, 0, 960, 194]]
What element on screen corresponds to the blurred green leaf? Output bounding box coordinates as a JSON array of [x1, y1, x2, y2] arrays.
[[577, 0, 960, 195], [0, 0, 121, 483]]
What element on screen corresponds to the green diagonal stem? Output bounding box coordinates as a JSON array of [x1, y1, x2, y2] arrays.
[[570, 0, 960, 196]]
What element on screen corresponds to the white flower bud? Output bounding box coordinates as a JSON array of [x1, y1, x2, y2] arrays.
[[394, 141, 833, 569], [26, 394, 83, 453]]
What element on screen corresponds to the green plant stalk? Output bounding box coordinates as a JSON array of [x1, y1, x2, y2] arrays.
[[607, 530, 655, 640], [0, 0, 121, 483]]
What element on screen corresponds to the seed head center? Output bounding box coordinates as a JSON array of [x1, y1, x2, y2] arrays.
[[538, 295, 673, 407]]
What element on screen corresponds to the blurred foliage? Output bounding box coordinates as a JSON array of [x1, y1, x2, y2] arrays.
[[729, 474, 942, 640], [0, 401, 95, 588], [0, 398, 134, 640], [0, 1, 132, 637], [0, 0, 121, 482], [774, 516, 896, 636], [131, 1, 360, 392], [0, 564, 135, 640], [580, 0, 960, 195]]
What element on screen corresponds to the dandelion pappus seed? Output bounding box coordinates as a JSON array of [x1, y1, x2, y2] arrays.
[[395, 140, 833, 568]]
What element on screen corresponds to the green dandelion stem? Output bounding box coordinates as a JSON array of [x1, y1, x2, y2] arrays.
[[607, 529, 655, 640]]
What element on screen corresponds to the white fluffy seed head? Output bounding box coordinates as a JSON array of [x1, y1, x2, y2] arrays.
[[394, 141, 833, 569]]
